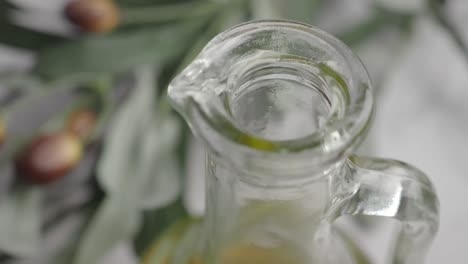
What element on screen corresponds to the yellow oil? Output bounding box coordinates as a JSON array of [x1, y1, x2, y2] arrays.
[[143, 222, 307, 264], [142, 218, 366, 264], [220, 243, 306, 264]]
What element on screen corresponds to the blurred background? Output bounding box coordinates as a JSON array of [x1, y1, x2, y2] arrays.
[[0, 0, 467, 263]]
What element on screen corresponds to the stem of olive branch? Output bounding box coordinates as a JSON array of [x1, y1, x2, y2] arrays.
[[87, 77, 115, 143]]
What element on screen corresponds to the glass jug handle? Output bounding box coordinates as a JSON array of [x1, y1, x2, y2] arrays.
[[328, 155, 439, 264]]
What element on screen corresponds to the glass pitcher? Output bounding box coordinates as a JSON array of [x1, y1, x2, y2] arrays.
[[167, 20, 439, 264]]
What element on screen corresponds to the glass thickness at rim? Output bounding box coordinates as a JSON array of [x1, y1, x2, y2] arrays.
[[169, 20, 374, 159]]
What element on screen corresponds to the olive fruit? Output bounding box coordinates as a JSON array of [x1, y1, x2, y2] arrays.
[[65, 0, 120, 33], [66, 109, 97, 140], [15, 132, 83, 184]]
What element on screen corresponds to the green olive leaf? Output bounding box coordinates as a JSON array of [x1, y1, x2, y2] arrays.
[[120, 2, 220, 26], [97, 66, 158, 195], [71, 196, 141, 264], [43, 205, 96, 264], [34, 19, 207, 81], [282, 0, 321, 23], [250, 0, 321, 23], [0, 20, 64, 51], [116, 0, 192, 7], [428, 0, 468, 62], [136, 117, 181, 209], [141, 218, 192, 264], [133, 200, 187, 256], [98, 66, 182, 208], [74, 65, 184, 263], [336, 7, 413, 47], [0, 1, 64, 50], [0, 1, 18, 18], [0, 186, 42, 258]]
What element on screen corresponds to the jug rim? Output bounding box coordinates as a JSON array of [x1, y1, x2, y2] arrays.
[[169, 20, 374, 169]]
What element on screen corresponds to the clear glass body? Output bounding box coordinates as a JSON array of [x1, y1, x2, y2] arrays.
[[201, 156, 354, 264], [168, 20, 439, 264]]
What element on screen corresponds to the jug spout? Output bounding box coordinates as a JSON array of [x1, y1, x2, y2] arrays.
[[168, 59, 220, 118], [168, 20, 374, 175]]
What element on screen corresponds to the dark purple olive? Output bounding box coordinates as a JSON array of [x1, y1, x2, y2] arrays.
[[65, 0, 120, 33], [15, 132, 83, 184]]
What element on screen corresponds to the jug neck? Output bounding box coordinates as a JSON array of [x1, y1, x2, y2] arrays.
[[201, 153, 344, 263]]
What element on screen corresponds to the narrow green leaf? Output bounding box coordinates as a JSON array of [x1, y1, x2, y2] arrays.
[[115, 0, 157, 5], [0, 21, 64, 51], [121, 2, 219, 26], [0, 1, 17, 8], [0, 186, 42, 258], [283, 0, 321, 23], [137, 117, 182, 209], [116, 0, 192, 7], [97, 66, 158, 195], [0, 74, 42, 90], [337, 8, 413, 47], [428, 0, 468, 62], [98, 66, 182, 209], [71, 197, 140, 264], [249, 0, 321, 23], [89, 66, 185, 259], [35, 19, 207, 80], [0, 1, 63, 50], [46, 204, 97, 264], [0, 1, 18, 17], [171, 219, 203, 264], [141, 218, 192, 264], [134, 200, 187, 256]]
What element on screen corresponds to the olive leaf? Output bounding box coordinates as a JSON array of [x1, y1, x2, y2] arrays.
[[141, 219, 192, 264], [35, 19, 207, 81], [0, 186, 42, 258], [116, 0, 192, 7], [41, 204, 96, 264], [0, 1, 18, 18], [73, 66, 182, 263], [98, 66, 182, 208], [137, 117, 181, 209], [428, 0, 468, 62], [96, 70, 156, 195], [250, 0, 321, 22], [0, 21, 64, 51], [120, 1, 220, 26], [133, 200, 187, 256], [0, 1, 64, 51], [337, 7, 413, 47], [71, 196, 141, 264], [283, 0, 321, 23]]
